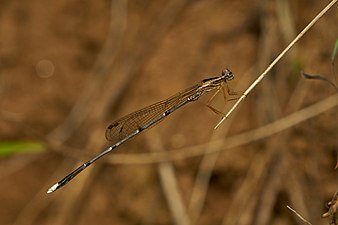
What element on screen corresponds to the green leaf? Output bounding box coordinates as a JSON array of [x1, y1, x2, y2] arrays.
[[331, 39, 338, 63], [0, 141, 45, 157]]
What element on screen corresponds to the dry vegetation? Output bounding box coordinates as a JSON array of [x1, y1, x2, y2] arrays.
[[0, 1, 337, 225]]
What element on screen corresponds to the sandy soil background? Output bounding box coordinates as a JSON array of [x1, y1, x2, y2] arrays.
[[0, 1, 337, 225]]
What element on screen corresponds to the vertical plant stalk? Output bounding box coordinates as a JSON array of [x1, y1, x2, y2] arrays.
[[215, 0, 338, 129]]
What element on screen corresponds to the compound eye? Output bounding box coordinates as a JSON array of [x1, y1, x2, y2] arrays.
[[222, 68, 234, 80]]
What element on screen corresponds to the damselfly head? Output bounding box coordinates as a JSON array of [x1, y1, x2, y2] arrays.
[[222, 69, 234, 81]]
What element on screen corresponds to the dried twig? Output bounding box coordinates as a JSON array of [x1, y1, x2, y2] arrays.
[[48, 93, 338, 164], [287, 205, 313, 225], [214, 0, 338, 129], [322, 191, 338, 225], [301, 71, 338, 92], [105, 93, 338, 164], [147, 133, 191, 225]]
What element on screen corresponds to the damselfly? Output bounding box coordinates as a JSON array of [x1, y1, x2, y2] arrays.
[[47, 69, 234, 193]]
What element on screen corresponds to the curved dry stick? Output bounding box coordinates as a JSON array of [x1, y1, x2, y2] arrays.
[[214, 0, 338, 129], [146, 134, 191, 225], [47, 93, 338, 165], [188, 66, 253, 223], [48, 94, 338, 165], [104, 93, 338, 164], [287, 205, 313, 225]]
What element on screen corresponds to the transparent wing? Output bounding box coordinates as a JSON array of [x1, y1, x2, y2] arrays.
[[105, 84, 199, 143]]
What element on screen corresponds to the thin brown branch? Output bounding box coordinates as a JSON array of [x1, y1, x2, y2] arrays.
[[48, 93, 338, 164], [105, 93, 338, 164], [215, 0, 338, 129], [287, 205, 313, 225], [147, 133, 191, 225], [322, 191, 338, 225]]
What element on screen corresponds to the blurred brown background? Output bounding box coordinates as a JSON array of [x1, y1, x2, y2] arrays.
[[0, 1, 337, 225]]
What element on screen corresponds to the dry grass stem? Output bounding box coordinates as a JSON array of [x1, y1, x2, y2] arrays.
[[104, 93, 338, 164], [287, 205, 313, 225], [215, 0, 338, 129], [146, 134, 191, 225]]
